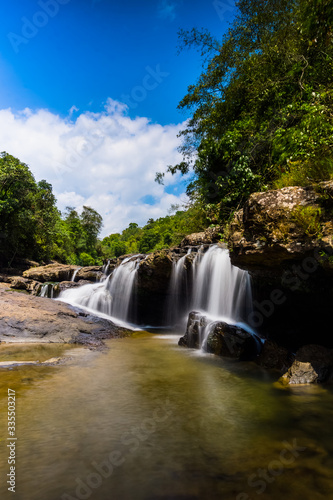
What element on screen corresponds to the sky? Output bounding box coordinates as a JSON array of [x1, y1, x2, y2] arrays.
[[0, 0, 236, 237]]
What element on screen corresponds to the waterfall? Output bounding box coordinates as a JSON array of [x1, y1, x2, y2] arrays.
[[58, 255, 143, 325], [168, 244, 253, 330], [166, 249, 192, 326], [192, 245, 252, 322], [71, 267, 81, 282], [58, 244, 253, 333], [39, 283, 56, 298]]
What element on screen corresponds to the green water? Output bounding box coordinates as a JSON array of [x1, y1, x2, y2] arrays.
[[0, 334, 333, 500]]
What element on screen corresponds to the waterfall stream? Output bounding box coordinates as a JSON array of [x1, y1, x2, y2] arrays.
[[167, 245, 253, 331], [59, 245, 253, 333], [59, 255, 144, 325]]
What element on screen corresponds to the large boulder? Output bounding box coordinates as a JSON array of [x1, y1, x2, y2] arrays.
[[228, 182, 333, 349], [179, 311, 260, 360], [23, 263, 78, 283], [228, 182, 333, 270], [205, 321, 260, 360]]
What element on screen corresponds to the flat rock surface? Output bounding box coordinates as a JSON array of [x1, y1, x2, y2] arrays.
[[0, 283, 130, 347]]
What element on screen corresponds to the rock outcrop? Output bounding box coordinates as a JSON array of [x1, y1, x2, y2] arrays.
[[23, 263, 78, 283], [0, 283, 130, 348], [75, 266, 105, 282], [135, 250, 174, 324], [228, 182, 333, 350], [228, 182, 333, 270], [180, 226, 222, 247]]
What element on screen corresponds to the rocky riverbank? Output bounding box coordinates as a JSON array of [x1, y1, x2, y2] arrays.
[[0, 283, 131, 349], [2, 182, 333, 384]]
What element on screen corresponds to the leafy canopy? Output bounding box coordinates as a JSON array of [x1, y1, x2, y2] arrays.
[[157, 0, 333, 217]]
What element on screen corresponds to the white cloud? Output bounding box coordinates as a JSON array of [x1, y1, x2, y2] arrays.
[[0, 99, 188, 237]]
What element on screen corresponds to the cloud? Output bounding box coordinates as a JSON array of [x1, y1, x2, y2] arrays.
[[0, 99, 188, 237], [157, 0, 180, 21]]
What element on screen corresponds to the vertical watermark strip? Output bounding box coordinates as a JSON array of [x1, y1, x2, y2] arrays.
[[7, 389, 17, 493]]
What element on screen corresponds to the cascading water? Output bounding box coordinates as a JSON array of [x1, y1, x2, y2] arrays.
[[58, 255, 144, 325], [166, 248, 192, 326], [192, 245, 252, 322], [40, 283, 55, 298], [58, 244, 253, 339], [71, 267, 81, 282], [167, 244, 255, 348]]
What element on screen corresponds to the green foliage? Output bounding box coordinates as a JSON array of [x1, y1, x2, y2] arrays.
[[290, 206, 323, 238], [0, 151, 104, 267], [102, 202, 208, 258], [78, 252, 96, 266], [158, 0, 333, 219]]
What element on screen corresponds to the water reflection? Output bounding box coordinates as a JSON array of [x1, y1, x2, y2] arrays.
[[0, 336, 332, 500]]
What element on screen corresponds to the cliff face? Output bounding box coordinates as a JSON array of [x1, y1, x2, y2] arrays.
[[228, 181, 333, 349]]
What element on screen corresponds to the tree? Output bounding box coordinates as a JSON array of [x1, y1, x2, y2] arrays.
[[0, 152, 38, 265], [81, 206, 103, 252], [157, 0, 333, 216]]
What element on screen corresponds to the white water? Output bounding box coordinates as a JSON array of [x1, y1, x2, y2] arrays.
[[59, 245, 253, 336], [168, 245, 253, 328], [40, 283, 55, 298], [166, 248, 192, 325], [192, 245, 252, 322], [59, 255, 143, 325], [71, 267, 81, 282]]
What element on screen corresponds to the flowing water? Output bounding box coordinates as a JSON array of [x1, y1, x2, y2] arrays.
[[59, 246, 253, 337], [59, 255, 145, 325], [0, 336, 333, 500]]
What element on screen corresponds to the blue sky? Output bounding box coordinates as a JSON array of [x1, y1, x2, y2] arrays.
[[0, 0, 236, 236]]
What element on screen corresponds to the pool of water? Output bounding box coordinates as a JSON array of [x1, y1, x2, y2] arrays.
[[0, 333, 333, 500]]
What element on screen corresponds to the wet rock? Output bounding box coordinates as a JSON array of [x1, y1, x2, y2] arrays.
[[56, 280, 90, 293], [205, 321, 260, 360], [178, 311, 208, 349], [256, 340, 294, 372], [281, 344, 333, 384], [179, 311, 260, 360]]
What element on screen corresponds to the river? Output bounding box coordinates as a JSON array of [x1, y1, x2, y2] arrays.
[[1, 334, 333, 500]]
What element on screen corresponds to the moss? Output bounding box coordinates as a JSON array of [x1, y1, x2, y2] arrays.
[[290, 206, 323, 238]]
